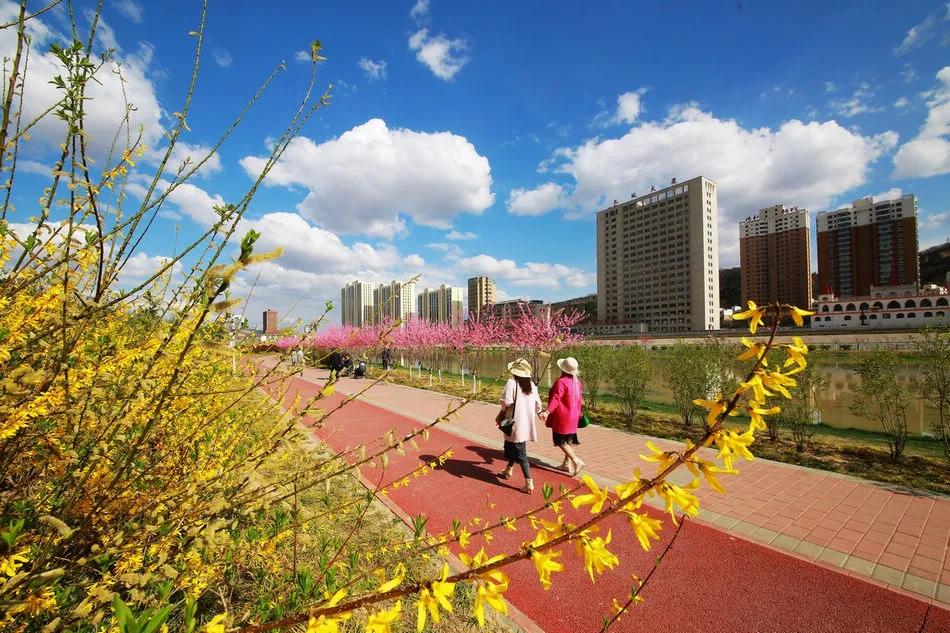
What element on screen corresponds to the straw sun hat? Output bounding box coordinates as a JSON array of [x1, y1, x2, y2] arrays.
[[556, 357, 580, 376], [507, 358, 533, 378]]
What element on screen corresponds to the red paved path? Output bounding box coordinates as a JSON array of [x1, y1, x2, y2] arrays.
[[266, 368, 950, 633]]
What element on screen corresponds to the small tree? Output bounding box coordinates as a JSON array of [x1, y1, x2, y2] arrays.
[[851, 349, 910, 460], [611, 346, 653, 426], [663, 343, 714, 427], [914, 325, 950, 461], [571, 344, 610, 409], [773, 360, 828, 451]]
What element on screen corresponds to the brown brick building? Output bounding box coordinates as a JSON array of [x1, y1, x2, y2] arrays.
[[262, 309, 279, 335], [816, 195, 919, 298], [739, 205, 812, 308]]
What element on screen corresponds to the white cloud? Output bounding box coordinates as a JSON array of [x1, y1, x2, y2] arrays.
[[294, 50, 310, 63], [893, 66, 950, 178], [118, 252, 183, 287], [900, 63, 917, 83], [544, 105, 897, 231], [428, 242, 463, 259], [829, 83, 883, 117], [446, 230, 476, 240], [239, 118, 494, 238], [17, 160, 52, 176], [593, 89, 647, 127], [113, 0, 143, 23], [358, 57, 387, 80], [0, 3, 163, 160], [920, 209, 949, 230], [825, 81, 836, 93], [894, 4, 949, 56], [410, 0, 430, 22], [456, 254, 594, 290], [212, 48, 232, 68], [894, 96, 910, 108], [408, 29, 469, 80], [506, 182, 564, 216], [867, 187, 903, 201], [145, 141, 222, 179]]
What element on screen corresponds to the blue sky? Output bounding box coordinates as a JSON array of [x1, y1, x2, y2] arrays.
[[4, 0, 950, 327]]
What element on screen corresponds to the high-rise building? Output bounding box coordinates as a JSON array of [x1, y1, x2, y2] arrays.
[[492, 299, 549, 322], [373, 280, 416, 322], [262, 309, 279, 335], [467, 276, 496, 321], [417, 285, 465, 323], [816, 194, 919, 298], [739, 205, 812, 308], [341, 280, 375, 326], [596, 176, 720, 333]]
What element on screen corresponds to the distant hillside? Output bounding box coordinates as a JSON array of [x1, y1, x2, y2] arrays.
[[921, 241, 950, 287], [720, 267, 740, 308]]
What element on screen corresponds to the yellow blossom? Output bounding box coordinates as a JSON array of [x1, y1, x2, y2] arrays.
[[692, 396, 734, 428], [746, 403, 781, 432], [306, 589, 351, 632], [576, 530, 620, 581], [416, 564, 455, 631], [639, 441, 678, 472], [739, 373, 773, 404], [365, 600, 402, 633], [0, 549, 29, 576], [530, 549, 563, 590], [761, 369, 797, 399], [737, 337, 768, 365], [375, 564, 406, 593], [459, 548, 509, 626], [786, 305, 815, 326], [615, 468, 646, 501], [715, 429, 756, 470], [571, 474, 611, 514], [203, 614, 227, 633], [784, 336, 809, 370], [457, 527, 471, 549], [657, 482, 700, 524], [624, 509, 663, 551], [732, 300, 767, 334]]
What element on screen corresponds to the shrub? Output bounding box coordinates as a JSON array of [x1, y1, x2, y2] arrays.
[[851, 350, 910, 459], [610, 346, 654, 425]]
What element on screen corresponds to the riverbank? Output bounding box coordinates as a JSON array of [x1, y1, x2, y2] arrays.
[[369, 366, 950, 495]]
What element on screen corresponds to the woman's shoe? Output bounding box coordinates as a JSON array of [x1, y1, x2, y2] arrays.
[[556, 459, 571, 472], [520, 479, 534, 494], [498, 467, 513, 480], [568, 459, 586, 477]]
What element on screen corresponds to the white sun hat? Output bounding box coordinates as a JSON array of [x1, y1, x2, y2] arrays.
[[507, 358, 532, 378], [556, 357, 579, 376]]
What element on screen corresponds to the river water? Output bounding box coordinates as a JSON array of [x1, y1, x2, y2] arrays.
[[391, 348, 937, 436]]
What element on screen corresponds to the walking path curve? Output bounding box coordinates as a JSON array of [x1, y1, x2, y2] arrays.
[[259, 358, 950, 632]]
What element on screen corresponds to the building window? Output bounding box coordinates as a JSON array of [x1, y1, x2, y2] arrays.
[[896, 313, 904, 319], [844, 315, 852, 321]]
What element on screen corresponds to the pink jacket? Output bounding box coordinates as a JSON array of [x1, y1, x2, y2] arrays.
[[546, 375, 584, 435]]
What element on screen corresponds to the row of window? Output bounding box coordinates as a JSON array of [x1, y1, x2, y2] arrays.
[[818, 311, 944, 322], [819, 297, 948, 311]]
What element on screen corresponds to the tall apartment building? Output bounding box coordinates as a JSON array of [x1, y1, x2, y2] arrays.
[[373, 280, 417, 322], [467, 276, 496, 321], [739, 205, 812, 308], [417, 285, 465, 323], [596, 176, 720, 333], [816, 194, 919, 298], [492, 299, 549, 322], [341, 280, 375, 326], [262, 309, 279, 335]]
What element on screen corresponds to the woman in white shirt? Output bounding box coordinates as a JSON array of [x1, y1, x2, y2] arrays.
[[495, 358, 542, 494]]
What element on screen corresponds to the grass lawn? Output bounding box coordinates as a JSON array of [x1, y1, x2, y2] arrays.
[[371, 365, 950, 496]]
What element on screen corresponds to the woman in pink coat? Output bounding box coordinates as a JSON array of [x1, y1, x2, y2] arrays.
[[546, 357, 586, 476]]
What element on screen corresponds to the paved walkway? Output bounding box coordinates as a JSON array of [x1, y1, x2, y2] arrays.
[[259, 358, 950, 630]]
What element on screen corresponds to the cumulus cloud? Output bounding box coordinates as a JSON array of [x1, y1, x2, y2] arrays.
[[118, 252, 184, 287], [894, 96, 910, 108], [900, 63, 917, 83], [113, 0, 143, 23], [239, 118, 494, 238], [408, 29, 469, 80], [358, 57, 387, 80], [893, 66, 950, 179], [294, 50, 310, 63], [506, 182, 564, 216], [143, 141, 222, 179], [212, 47, 232, 68], [894, 4, 950, 56], [543, 105, 897, 230], [0, 3, 163, 161], [456, 254, 594, 289], [592, 89, 647, 127], [867, 187, 903, 201], [410, 0, 430, 22], [446, 230, 476, 240], [829, 83, 883, 117]]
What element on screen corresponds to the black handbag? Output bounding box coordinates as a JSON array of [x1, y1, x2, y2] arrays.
[[499, 387, 518, 436]]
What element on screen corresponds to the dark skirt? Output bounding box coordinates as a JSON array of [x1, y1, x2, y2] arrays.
[[553, 432, 579, 446], [503, 440, 527, 462]]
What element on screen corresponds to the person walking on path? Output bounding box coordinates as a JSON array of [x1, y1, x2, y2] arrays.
[[495, 358, 542, 494], [546, 356, 586, 476]]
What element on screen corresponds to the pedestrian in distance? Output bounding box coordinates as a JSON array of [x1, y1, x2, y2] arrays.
[[327, 350, 343, 380], [381, 347, 392, 370], [546, 356, 586, 476], [495, 358, 542, 494]]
